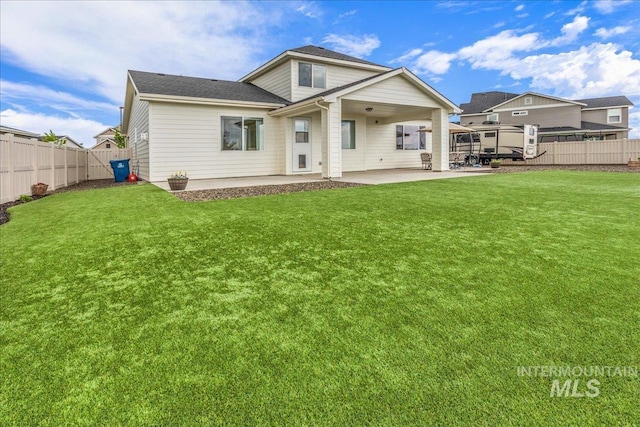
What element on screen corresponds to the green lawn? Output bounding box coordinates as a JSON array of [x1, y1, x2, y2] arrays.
[[1, 172, 639, 425]]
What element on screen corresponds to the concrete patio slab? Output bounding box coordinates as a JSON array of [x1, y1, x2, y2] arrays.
[[152, 168, 489, 191]]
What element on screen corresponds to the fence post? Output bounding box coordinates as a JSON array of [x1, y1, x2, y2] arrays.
[[584, 141, 589, 164], [50, 142, 55, 190], [7, 133, 15, 201], [552, 141, 557, 165], [31, 138, 39, 187]]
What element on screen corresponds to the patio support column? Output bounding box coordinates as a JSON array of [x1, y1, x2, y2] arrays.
[[431, 108, 450, 171], [321, 100, 342, 178]]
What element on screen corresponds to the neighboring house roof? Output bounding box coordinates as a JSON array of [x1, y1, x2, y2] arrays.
[[128, 70, 291, 105], [575, 96, 634, 109], [0, 125, 40, 138], [461, 92, 634, 115], [539, 121, 629, 133], [459, 91, 519, 114], [490, 91, 587, 111], [93, 126, 119, 138]]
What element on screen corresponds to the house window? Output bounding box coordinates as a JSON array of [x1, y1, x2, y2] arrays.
[[486, 113, 499, 122], [396, 125, 426, 150], [607, 108, 621, 124], [341, 120, 355, 149], [524, 97, 532, 105], [299, 63, 326, 89], [105, 143, 111, 148], [512, 110, 528, 116], [222, 116, 264, 151]]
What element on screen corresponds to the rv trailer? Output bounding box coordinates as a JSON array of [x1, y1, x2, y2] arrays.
[[453, 123, 539, 165]]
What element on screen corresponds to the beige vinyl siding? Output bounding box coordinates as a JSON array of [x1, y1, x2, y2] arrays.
[[364, 119, 432, 170], [582, 108, 629, 127], [500, 95, 574, 109], [148, 102, 281, 181], [343, 75, 442, 108], [463, 105, 582, 129], [250, 60, 292, 101], [128, 94, 150, 180], [291, 60, 380, 102], [341, 115, 367, 172]]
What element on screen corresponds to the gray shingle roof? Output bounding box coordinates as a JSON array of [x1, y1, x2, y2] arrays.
[[128, 70, 290, 105], [289, 45, 386, 67], [459, 91, 519, 114], [461, 92, 634, 114], [539, 121, 627, 133], [574, 96, 634, 109]]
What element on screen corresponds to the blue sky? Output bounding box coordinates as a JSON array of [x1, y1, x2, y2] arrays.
[[1, 0, 639, 146]]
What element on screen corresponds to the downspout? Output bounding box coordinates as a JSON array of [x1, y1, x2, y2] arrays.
[[315, 100, 331, 179]]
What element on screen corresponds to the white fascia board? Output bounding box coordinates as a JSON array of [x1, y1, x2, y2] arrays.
[[581, 105, 630, 111], [323, 67, 461, 114], [268, 97, 324, 117], [138, 93, 286, 109], [492, 103, 582, 112], [486, 91, 587, 112]]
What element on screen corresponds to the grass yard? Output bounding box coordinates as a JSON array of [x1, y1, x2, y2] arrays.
[[1, 172, 639, 425]]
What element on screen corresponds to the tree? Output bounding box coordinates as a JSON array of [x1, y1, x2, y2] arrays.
[[42, 130, 66, 145], [113, 130, 127, 148]]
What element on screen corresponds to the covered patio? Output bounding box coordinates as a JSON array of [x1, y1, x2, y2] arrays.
[[153, 168, 488, 191]]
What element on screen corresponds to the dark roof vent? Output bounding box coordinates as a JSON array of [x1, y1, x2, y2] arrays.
[[157, 73, 165, 76]]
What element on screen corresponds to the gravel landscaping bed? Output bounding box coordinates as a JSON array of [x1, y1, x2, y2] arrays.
[[174, 180, 367, 202]]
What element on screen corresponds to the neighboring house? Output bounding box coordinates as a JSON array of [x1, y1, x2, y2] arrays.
[[56, 135, 84, 149], [121, 45, 460, 181], [91, 126, 121, 150], [459, 91, 633, 142], [0, 125, 40, 139]]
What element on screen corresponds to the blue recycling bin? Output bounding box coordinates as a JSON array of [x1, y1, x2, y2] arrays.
[[109, 159, 130, 182]]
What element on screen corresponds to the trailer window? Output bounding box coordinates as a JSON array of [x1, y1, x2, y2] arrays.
[[484, 132, 496, 138]]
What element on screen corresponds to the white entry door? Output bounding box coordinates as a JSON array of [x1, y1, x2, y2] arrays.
[[293, 118, 312, 172]]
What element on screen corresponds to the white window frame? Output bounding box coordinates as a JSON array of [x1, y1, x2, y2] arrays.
[[341, 120, 356, 149], [524, 97, 533, 105], [298, 63, 326, 89], [512, 110, 528, 116], [221, 116, 264, 151], [486, 113, 499, 122], [396, 125, 426, 150], [607, 108, 622, 124]]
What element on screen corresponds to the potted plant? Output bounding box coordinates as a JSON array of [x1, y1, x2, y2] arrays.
[[31, 182, 49, 196], [490, 159, 502, 169], [167, 172, 188, 191]]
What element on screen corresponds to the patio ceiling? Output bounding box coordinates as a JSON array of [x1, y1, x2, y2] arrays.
[[341, 99, 436, 124]]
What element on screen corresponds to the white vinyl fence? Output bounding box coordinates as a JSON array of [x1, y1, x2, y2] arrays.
[[88, 148, 133, 179], [505, 139, 640, 165], [1, 133, 134, 203]]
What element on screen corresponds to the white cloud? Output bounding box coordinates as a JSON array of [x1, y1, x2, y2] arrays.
[[544, 11, 555, 19], [391, 48, 423, 64], [1, 108, 109, 146], [457, 30, 541, 71], [413, 51, 457, 75], [551, 15, 590, 45], [0, 80, 118, 115], [592, 0, 633, 14], [338, 9, 358, 19], [515, 4, 525, 11], [594, 26, 631, 39], [296, 2, 322, 18], [322, 34, 381, 57], [0, 2, 285, 103], [510, 43, 640, 99]]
